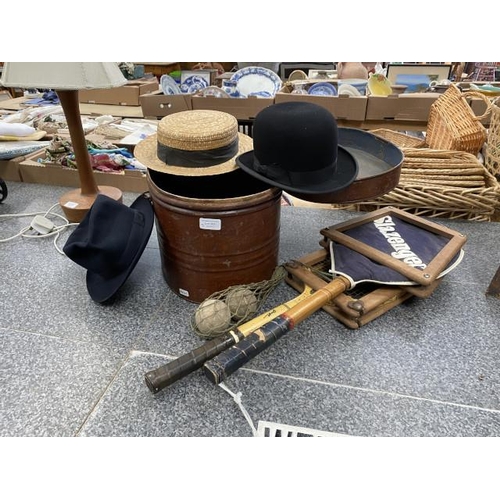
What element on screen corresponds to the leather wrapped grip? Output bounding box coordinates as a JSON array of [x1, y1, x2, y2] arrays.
[[203, 315, 293, 385], [145, 335, 236, 393]]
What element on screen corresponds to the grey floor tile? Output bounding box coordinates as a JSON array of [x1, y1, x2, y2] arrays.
[[215, 282, 500, 410], [3, 181, 500, 437], [1, 234, 168, 348], [79, 351, 500, 437], [78, 352, 253, 436], [226, 370, 500, 437], [0, 328, 127, 437], [132, 290, 202, 356], [1, 185, 167, 348]]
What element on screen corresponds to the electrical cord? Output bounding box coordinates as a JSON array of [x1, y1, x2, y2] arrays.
[[218, 381, 258, 436], [0, 202, 78, 254]]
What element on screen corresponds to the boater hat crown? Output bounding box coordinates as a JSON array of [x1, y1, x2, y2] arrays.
[[134, 109, 254, 177]]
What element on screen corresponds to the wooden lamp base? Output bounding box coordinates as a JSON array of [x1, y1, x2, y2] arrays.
[[59, 185, 123, 223]]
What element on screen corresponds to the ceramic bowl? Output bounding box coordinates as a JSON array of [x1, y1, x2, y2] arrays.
[[338, 78, 367, 95], [390, 84, 408, 95], [338, 83, 361, 96]]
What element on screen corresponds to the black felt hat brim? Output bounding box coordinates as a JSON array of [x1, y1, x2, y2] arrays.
[[85, 194, 154, 303], [236, 145, 358, 195]]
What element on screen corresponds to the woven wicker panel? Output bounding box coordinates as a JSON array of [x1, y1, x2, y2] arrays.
[[425, 85, 491, 155], [370, 129, 426, 149], [355, 148, 500, 221], [484, 98, 500, 178]]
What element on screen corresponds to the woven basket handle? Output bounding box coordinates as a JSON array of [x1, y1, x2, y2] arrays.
[[461, 90, 493, 121]]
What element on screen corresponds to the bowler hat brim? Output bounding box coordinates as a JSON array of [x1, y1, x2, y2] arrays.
[[86, 194, 154, 303], [236, 145, 358, 195]]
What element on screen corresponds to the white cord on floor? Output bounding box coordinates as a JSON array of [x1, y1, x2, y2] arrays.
[[0, 202, 78, 254], [218, 381, 258, 436]]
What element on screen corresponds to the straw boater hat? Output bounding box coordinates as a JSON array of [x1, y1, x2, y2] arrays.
[[134, 109, 253, 176]]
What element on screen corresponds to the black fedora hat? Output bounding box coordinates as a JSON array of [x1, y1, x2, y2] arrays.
[[63, 193, 154, 303], [236, 101, 358, 195]]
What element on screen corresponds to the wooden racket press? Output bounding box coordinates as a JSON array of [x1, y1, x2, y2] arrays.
[[285, 207, 467, 329]]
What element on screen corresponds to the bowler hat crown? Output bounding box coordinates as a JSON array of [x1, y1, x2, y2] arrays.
[[253, 101, 338, 174], [236, 101, 358, 195]]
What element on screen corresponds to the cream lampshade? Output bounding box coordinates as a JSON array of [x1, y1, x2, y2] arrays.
[[0, 62, 128, 222]]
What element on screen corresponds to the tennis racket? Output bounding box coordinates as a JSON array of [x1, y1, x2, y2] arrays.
[[144, 284, 316, 394]]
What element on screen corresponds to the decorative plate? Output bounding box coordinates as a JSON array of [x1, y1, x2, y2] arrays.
[[308, 82, 337, 96], [338, 83, 361, 96], [230, 66, 282, 98], [367, 74, 392, 96], [195, 86, 230, 98], [160, 74, 181, 95], [288, 69, 308, 81], [180, 75, 209, 94], [338, 78, 368, 95]]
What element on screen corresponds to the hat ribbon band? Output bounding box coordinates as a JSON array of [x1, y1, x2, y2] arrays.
[[157, 138, 238, 168], [252, 157, 337, 187]]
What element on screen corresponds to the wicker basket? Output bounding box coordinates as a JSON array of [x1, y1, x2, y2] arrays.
[[484, 97, 500, 178], [425, 84, 492, 155], [371, 129, 426, 149], [355, 148, 500, 221]]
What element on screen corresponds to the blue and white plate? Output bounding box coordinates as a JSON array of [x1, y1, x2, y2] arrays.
[[180, 75, 209, 94], [160, 74, 181, 95], [308, 82, 337, 96], [230, 66, 282, 98], [196, 86, 230, 98], [248, 90, 273, 98]]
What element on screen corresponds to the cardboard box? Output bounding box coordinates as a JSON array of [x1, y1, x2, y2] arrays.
[[275, 88, 367, 121], [19, 151, 148, 193], [0, 155, 24, 182], [89, 119, 159, 153], [365, 94, 440, 122], [0, 89, 13, 102], [191, 95, 275, 120], [79, 77, 159, 106], [140, 93, 192, 118]]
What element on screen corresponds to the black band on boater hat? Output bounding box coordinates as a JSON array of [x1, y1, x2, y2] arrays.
[[157, 138, 239, 168]]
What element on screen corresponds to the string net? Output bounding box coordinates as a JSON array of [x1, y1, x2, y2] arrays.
[[191, 266, 287, 339]]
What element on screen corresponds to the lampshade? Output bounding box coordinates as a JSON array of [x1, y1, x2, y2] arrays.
[[0, 62, 127, 223], [0, 62, 127, 90]]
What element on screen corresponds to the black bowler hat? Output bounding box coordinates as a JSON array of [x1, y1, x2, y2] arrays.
[[236, 101, 358, 195], [63, 193, 154, 303]]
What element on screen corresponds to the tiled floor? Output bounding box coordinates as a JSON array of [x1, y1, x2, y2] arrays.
[[1, 180, 500, 437]]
